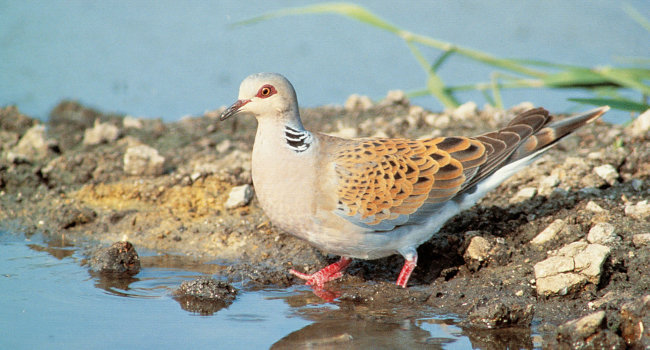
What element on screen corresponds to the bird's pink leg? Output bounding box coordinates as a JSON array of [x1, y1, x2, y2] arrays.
[[396, 251, 418, 288], [290, 257, 352, 287]]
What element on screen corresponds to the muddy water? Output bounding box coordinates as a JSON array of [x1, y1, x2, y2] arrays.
[[0, 233, 490, 349]]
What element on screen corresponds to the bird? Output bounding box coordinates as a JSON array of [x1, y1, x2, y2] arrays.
[[219, 72, 608, 288]]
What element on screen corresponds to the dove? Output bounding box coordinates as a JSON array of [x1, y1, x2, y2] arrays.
[[220, 72, 608, 288]]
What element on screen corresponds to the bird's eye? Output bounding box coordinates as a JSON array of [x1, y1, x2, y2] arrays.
[[256, 84, 276, 98]]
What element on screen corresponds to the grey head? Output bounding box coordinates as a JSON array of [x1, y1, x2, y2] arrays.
[[220, 73, 300, 124]]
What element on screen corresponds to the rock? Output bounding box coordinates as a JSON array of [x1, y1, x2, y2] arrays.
[[593, 164, 619, 185], [531, 219, 566, 245], [381, 90, 409, 106], [624, 200, 650, 220], [0, 105, 37, 134], [451, 101, 477, 120], [89, 241, 141, 275], [225, 184, 253, 209], [344, 94, 373, 111], [626, 108, 650, 137], [216, 139, 232, 154], [534, 256, 575, 278], [173, 276, 237, 315], [534, 241, 610, 296], [466, 301, 534, 328], [464, 235, 491, 262], [630, 178, 643, 192], [587, 223, 619, 245], [123, 115, 143, 129], [538, 175, 560, 196], [83, 119, 120, 145], [632, 233, 650, 247], [556, 311, 625, 349], [329, 120, 357, 138], [124, 144, 165, 176], [509, 187, 537, 203], [620, 295, 650, 348], [57, 205, 97, 229], [535, 273, 587, 296], [573, 243, 611, 283], [585, 200, 605, 213], [6, 124, 57, 163], [430, 114, 450, 129]]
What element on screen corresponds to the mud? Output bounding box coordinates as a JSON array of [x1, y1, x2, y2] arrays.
[[1, 99, 648, 348]]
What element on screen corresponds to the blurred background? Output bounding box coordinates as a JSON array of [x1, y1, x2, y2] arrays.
[[1, 0, 648, 123]]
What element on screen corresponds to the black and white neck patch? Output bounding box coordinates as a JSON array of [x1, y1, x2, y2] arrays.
[[284, 125, 312, 153]]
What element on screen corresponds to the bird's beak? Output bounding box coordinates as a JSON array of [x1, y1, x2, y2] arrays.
[[219, 99, 251, 121]]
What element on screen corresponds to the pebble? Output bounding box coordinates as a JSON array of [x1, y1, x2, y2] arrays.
[[344, 94, 373, 111], [430, 114, 450, 129], [509, 187, 537, 203], [593, 164, 619, 185], [123, 144, 165, 176], [173, 276, 237, 315], [6, 124, 56, 163], [534, 241, 611, 296], [451, 101, 477, 120], [585, 200, 605, 213], [624, 200, 650, 219], [225, 184, 254, 209], [538, 175, 560, 196], [216, 139, 232, 154], [556, 311, 606, 342], [123, 116, 143, 129], [632, 233, 650, 247], [587, 223, 619, 245], [626, 108, 650, 137], [83, 119, 120, 145], [464, 236, 491, 262], [530, 219, 566, 245], [89, 241, 141, 275], [382, 90, 409, 106], [329, 120, 357, 138]]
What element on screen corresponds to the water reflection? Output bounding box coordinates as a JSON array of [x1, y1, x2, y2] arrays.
[[13, 234, 537, 348]]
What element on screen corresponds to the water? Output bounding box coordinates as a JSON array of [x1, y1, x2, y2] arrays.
[[1, 1, 648, 124], [0, 232, 478, 349]]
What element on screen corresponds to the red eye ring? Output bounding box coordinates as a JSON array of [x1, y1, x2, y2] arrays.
[[256, 84, 277, 98]]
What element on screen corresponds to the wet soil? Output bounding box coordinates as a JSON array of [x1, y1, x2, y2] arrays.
[[1, 100, 648, 348]]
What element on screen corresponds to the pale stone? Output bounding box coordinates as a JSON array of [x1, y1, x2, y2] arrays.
[[344, 94, 373, 111], [626, 108, 650, 137], [624, 200, 650, 219], [510, 187, 537, 203], [329, 120, 357, 138], [632, 233, 650, 247], [452, 101, 477, 120], [123, 116, 143, 129], [431, 114, 450, 129], [465, 236, 491, 262], [573, 244, 611, 283], [557, 311, 606, 339], [123, 145, 165, 176], [587, 223, 619, 245], [6, 124, 56, 163], [531, 219, 566, 245], [382, 90, 409, 106], [534, 256, 575, 279], [555, 241, 589, 257], [225, 184, 254, 209], [593, 164, 619, 185], [585, 201, 605, 213], [536, 273, 587, 296], [84, 119, 120, 145]]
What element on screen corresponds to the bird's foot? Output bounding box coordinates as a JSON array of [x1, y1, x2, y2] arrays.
[[290, 257, 352, 288], [396, 253, 418, 288]]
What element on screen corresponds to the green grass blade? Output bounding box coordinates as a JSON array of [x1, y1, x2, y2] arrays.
[[234, 3, 402, 34], [624, 3, 650, 32], [569, 97, 649, 112]]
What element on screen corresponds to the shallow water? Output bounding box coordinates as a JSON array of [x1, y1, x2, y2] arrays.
[[0, 232, 489, 349]]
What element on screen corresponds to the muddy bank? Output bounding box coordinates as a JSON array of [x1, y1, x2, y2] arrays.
[[1, 98, 648, 348]]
